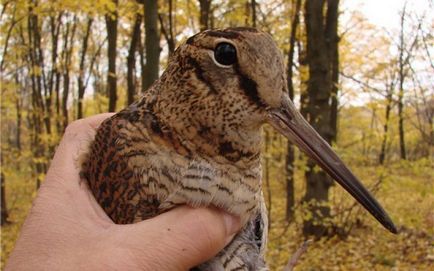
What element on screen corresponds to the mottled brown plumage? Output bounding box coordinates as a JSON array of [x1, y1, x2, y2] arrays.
[[81, 27, 396, 271]]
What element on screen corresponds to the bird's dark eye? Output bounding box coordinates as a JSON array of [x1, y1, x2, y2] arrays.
[[214, 42, 237, 66]]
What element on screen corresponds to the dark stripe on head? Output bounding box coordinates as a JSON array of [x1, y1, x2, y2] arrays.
[[206, 30, 240, 39], [234, 64, 265, 107], [186, 56, 218, 94], [186, 33, 200, 44], [227, 27, 259, 33]]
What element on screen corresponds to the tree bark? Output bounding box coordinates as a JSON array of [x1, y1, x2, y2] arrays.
[[326, 0, 339, 143], [77, 17, 93, 119], [285, 0, 301, 221], [49, 14, 62, 135], [159, 0, 176, 57], [28, 1, 48, 134], [14, 74, 22, 151], [143, 0, 160, 91], [127, 11, 142, 105], [1, 172, 8, 225], [251, 0, 257, 27], [61, 16, 77, 131], [1, 153, 9, 225], [139, 36, 146, 95], [54, 67, 61, 134], [27, 0, 48, 189], [303, 0, 339, 238], [1, 3, 17, 72], [398, 7, 407, 160], [106, 0, 119, 112], [198, 0, 212, 31], [379, 92, 393, 164]]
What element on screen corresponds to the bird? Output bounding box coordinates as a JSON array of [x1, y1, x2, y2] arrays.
[[80, 27, 397, 270]]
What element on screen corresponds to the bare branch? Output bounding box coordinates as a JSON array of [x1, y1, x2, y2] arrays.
[[283, 240, 313, 271]]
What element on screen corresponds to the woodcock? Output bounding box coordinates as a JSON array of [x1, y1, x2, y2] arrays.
[[81, 27, 397, 270]]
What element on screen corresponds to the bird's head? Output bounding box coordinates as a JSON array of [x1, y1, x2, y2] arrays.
[[154, 28, 396, 234]]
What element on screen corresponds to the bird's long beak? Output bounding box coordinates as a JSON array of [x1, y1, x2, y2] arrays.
[[267, 95, 397, 234]]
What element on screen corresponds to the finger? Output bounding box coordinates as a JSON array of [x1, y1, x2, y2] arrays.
[[38, 114, 115, 223], [120, 206, 241, 270], [46, 113, 114, 184]]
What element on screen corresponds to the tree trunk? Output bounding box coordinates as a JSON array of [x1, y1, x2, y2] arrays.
[[159, 0, 176, 57], [198, 0, 212, 31], [251, 0, 257, 27], [1, 172, 8, 225], [379, 92, 393, 164], [398, 8, 407, 160], [55, 68, 61, 134], [27, 1, 48, 189], [139, 37, 146, 95], [53, 15, 62, 135], [14, 74, 22, 151], [143, 0, 160, 91], [49, 14, 62, 135], [0, 2, 17, 72], [1, 152, 9, 225], [106, 0, 119, 112], [303, 0, 339, 238], [127, 11, 142, 105], [77, 17, 93, 119], [285, 0, 301, 221], [28, 1, 47, 134], [326, 0, 339, 143], [61, 16, 77, 131]]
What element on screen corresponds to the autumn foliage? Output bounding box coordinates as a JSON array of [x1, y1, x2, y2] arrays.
[[1, 0, 433, 270]]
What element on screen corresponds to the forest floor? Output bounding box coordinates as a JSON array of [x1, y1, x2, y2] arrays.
[[1, 159, 433, 270], [265, 158, 433, 270]]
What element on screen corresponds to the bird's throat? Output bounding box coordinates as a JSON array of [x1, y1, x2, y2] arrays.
[[140, 99, 262, 167]]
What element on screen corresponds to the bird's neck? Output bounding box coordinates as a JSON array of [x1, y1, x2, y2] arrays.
[[137, 91, 262, 168]]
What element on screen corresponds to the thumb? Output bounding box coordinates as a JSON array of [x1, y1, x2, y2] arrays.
[[124, 206, 241, 270]]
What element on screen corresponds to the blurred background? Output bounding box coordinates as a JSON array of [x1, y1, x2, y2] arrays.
[[1, 0, 433, 269]]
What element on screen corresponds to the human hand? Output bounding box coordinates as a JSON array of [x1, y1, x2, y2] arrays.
[[6, 114, 241, 271]]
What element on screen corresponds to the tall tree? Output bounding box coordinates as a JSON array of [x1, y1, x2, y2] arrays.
[[285, 0, 301, 221], [395, 4, 421, 160], [127, 6, 142, 105], [48, 13, 62, 134], [106, 0, 119, 112], [77, 17, 93, 118], [61, 15, 77, 130], [397, 5, 410, 160], [198, 0, 212, 31], [251, 0, 257, 27], [159, 0, 176, 57], [378, 68, 397, 164], [27, 0, 48, 189], [143, 0, 160, 91], [326, 0, 339, 143], [15, 74, 23, 151], [303, 0, 340, 238], [1, 153, 9, 225]]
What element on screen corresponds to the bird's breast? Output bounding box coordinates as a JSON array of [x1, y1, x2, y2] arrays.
[[83, 108, 263, 225], [127, 134, 263, 224]]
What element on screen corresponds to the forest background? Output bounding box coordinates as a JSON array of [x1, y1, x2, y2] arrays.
[[1, 0, 433, 270]]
